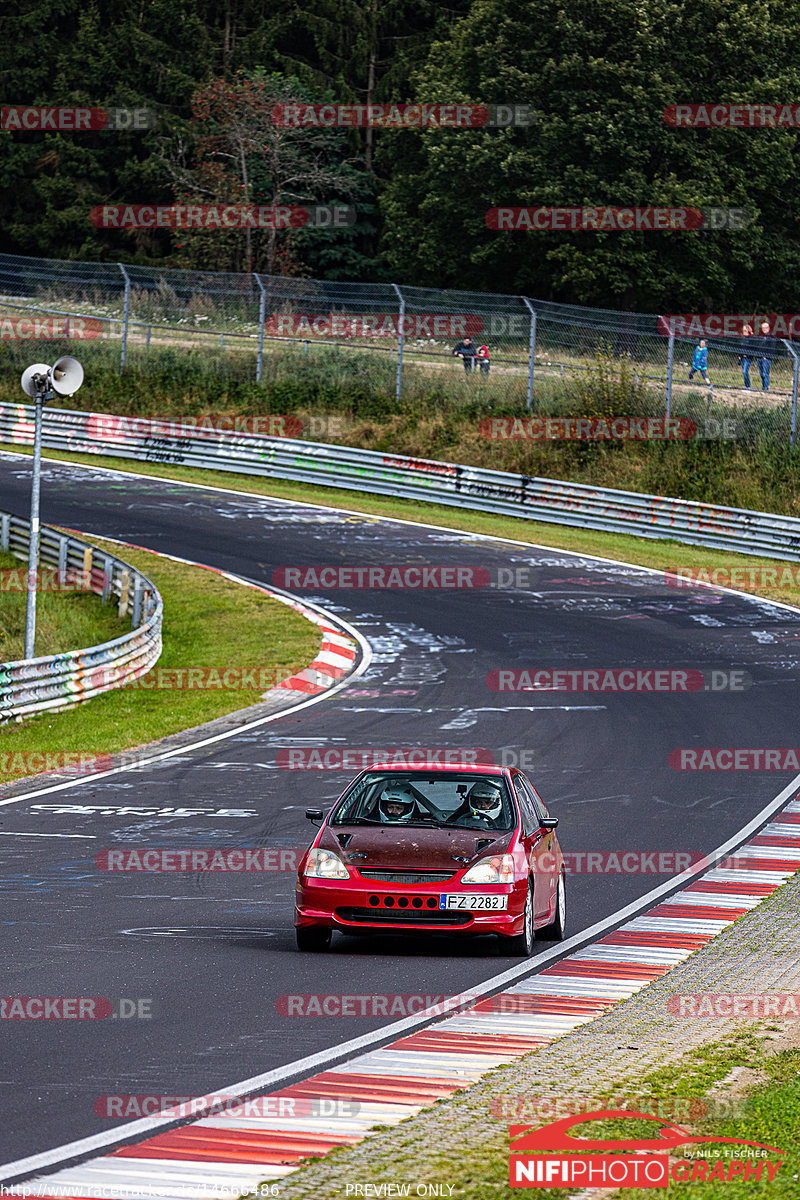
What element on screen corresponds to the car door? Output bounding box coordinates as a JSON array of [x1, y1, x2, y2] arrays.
[[512, 773, 550, 920], [517, 774, 558, 920]]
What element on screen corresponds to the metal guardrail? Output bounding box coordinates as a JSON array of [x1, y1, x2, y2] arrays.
[[0, 508, 162, 722], [0, 402, 799, 562]]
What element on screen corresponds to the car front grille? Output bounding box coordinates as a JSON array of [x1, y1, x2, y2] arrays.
[[335, 907, 472, 927], [356, 870, 456, 884]]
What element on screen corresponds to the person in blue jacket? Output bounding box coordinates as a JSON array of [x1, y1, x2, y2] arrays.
[[688, 339, 711, 386]]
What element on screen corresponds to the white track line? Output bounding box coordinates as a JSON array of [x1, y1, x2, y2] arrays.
[[0, 554, 370, 809]]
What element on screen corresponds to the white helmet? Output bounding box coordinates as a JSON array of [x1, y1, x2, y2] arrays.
[[468, 782, 503, 821], [379, 785, 417, 823]]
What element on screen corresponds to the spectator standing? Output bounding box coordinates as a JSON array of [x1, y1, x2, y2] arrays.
[[738, 322, 753, 390], [689, 338, 711, 386], [452, 335, 477, 372], [476, 344, 490, 375], [756, 320, 774, 391]]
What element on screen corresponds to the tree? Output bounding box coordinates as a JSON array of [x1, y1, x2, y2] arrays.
[[377, 0, 800, 311], [162, 72, 374, 275]]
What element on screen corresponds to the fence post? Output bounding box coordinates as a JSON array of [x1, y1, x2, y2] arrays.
[[392, 283, 405, 403], [522, 299, 537, 410], [254, 274, 267, 382], [117, 263, 131, 374], [782, 340, 798, 447], [665, 317, 675, 419]]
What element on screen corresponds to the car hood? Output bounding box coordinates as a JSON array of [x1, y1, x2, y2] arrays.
[[318, 824, 513, 868]]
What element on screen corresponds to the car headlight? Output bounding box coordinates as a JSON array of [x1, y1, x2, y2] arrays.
[[461, 854, 515, 884], [303, 848, 350, 880]]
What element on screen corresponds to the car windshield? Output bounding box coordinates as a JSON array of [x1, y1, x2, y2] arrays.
[[331, 772, 516, 831]]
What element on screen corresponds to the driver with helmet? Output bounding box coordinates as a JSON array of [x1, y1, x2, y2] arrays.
[[377, 783, 427, 823], [446, 780, 506, 828]]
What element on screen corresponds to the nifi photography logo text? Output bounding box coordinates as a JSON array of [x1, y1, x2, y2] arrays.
[[509, 1109, 784, 1188]]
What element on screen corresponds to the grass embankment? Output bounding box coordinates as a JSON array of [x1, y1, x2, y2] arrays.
[[0, 549, 128, 661], [0, 538, 320, 786], [1, 339, 798, 515], [594, 1038, 800, 1200]]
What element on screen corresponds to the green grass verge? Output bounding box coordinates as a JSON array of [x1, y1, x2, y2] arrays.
[[0, 548, 128, 661], [600, 1035, 800, 1199], [0, 536, 320, 785], [4, 439, 800, 611]]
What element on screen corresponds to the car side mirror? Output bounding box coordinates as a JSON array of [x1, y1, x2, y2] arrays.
[[540, 815, 558, 829], [305, 809, 324, 824]]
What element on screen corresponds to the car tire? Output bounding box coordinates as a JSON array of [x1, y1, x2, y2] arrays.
[[501, 880, 535, 956], [296, 926, 332, 952], [537, 872, 566, 941]]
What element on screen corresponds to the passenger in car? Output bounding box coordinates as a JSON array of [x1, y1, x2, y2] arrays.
[[446, 781, 507, 828]]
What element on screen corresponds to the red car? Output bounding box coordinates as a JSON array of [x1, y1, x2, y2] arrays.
[[295, 763, 565, 955]]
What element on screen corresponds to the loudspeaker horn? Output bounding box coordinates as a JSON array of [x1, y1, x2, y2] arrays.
[[20, 363, 52, 398], [50, 356, 84, 396]]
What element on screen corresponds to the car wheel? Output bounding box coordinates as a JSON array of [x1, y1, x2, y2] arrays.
[[296, 926, 332, 952], [501, 880, 535, 956], [537, 872, 566, 941]]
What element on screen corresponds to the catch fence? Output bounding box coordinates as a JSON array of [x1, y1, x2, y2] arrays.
[[0, 252, 796, 444]]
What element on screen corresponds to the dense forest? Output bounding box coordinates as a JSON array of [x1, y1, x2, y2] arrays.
[[2, 0, 800, 310]]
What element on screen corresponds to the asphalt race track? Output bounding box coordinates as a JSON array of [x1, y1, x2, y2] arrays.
[[1, 453, 799, 1166]]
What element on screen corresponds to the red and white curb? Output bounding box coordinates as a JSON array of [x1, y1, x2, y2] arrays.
[[274, 623, 359, 697], [11, 791, 800, 1199]]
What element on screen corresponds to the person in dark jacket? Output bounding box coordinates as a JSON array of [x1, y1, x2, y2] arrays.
[[453, 336, 477, 372], [737, 322, 754, 390], [756, 320, 774, 391]]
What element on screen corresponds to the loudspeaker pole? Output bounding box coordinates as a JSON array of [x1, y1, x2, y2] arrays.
[[23, 377, 49, 659], [20, 356, 84, 659]]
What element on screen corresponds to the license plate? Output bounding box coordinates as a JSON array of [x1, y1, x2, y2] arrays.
[[439, 893, 508, 911]]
